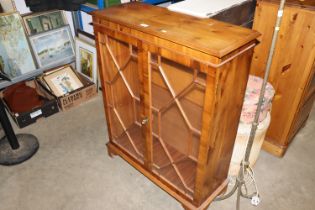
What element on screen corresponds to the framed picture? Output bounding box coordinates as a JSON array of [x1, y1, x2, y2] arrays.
[[29, 25, 75, 69], [43, 66, 83, 97], [23, 10, 67, 35], [75, 38, 97, 84], [77, 29, 95, 46], [0, 0, 16, 13], [0, 12, 37, 79]]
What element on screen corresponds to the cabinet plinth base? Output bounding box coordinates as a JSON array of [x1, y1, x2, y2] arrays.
[[182, 204, 210, 210], [106, 142, 227, 210], [262, 113, 311, 157], [107, 145, 117, 158], [262, 139, 287, 157]]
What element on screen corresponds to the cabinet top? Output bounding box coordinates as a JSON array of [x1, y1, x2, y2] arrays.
[[260, 0, 315, 9], [91, 2, 260, 58]]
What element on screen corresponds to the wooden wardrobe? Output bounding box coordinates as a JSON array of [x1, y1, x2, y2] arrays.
[[250, 0, 315, 157], [92, 3, 259, 209]]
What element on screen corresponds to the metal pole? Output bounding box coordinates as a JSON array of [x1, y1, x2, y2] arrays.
[[215, 0, 287, 208], [244, 0, 286, 162], [0, 99, 19, 150]]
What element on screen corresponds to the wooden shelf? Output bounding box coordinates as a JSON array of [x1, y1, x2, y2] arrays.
[[113, 123, 145, 163], [153, 137, 196, 199], [113, 123, 197, 199]]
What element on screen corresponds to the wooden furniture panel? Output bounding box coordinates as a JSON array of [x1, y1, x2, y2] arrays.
[[301, 64, 315, 104], [263, 0, 315, 8], [93, 2, 259, 58], [250, 0, 315, 157], [195, 48, 254, 203], [97, 31, 146, 163], [289, 93, 315, 141], [93, 3, 259, 209]]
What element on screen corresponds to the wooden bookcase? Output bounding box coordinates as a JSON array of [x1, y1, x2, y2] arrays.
[[92, 3, 259, 209], [250, 0, 315, 157]]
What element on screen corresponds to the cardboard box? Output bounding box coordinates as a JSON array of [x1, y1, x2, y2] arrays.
[[38, 66, 98, 111], [57, 73, 98, 110], [1, 80, 59, 128]]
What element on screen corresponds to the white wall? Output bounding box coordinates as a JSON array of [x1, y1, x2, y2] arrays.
[[80, 11, 94, 34]]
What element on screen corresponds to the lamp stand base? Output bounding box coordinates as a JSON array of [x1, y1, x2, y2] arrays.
[[0, 134, 39, 166]]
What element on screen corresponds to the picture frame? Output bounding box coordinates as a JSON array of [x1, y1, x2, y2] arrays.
[[75, 38, 97, 84], [43, 65, 83, 97], [77, 29, 95, 46], [0, 0, 16, 13], [29, 25, 75, 70], [23, 10, 67, 35], [0, 12, 37, 79]]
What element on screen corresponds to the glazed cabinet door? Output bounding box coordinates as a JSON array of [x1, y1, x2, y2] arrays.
[[148, 49, 207, 200], [96, 31, 147, 165]]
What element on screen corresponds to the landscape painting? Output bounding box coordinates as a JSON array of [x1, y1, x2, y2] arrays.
[[30, 26, 75, 69], [23, 10, 67, 35], [0, 13, 36, 79]]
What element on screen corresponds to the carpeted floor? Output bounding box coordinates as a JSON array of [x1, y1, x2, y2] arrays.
[[0, 94, 314, 210]]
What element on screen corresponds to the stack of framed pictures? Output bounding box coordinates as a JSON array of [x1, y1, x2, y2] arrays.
[[23, 10, 75, 70], [37, 64, 98, 111], [0, 7, 76, 82], [0, 3, 98, 127], [41, 65, 83, 97], [23, 10, 100, 87], [22, 11, 98, 87]]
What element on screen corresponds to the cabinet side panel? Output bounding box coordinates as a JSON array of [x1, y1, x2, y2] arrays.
[[301, 63, 315, 105], [195, 49, 253, 204], [251, 2, 315, 147], [288, 60, 315, 141]]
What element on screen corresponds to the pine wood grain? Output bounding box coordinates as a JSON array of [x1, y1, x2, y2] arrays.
[[264, 0, 315, 8], [250, 0, 315, 157], [92, 2, 260, 58]]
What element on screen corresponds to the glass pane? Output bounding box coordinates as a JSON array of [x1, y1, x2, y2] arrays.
[[150, 54, 206, 198], [103, 35, 144, 163]]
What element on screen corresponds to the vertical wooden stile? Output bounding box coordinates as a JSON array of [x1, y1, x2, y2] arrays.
[[95, 32, 114, 143], [194, 64, 217, 205], [138, 42, 153, 169]]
